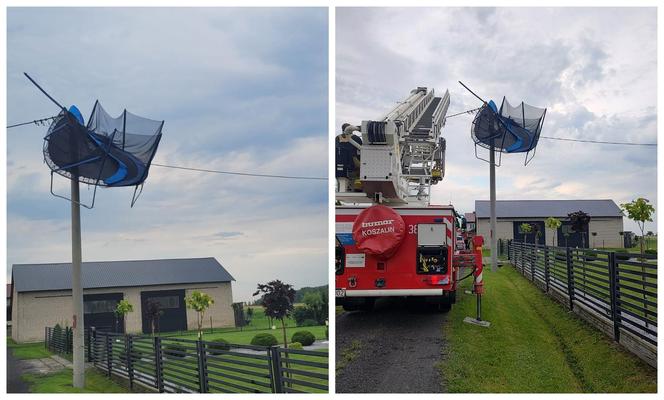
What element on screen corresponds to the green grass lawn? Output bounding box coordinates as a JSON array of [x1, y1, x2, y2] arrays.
[[440, 266, 656, 393], [175, 324, 328, 346], [157, 307, 310, 339], [7, 338, 53, 360], [162, 307, 328, 345], [21, 368, 133, 393]]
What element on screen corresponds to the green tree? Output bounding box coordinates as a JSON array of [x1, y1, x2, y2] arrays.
[[519, 223, 533, 243], [254, 280, 296, 349], [114, 299, 134, 334], [545, 217, 562, 247], [185, 291, 215, 340], [621, 198, 655, 328], [621, 198, 655, 256], [303, 292, 326, 325]]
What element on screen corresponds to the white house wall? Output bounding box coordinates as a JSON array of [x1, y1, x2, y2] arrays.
[[12, 282, 234, 343], [476, 217, 624, 248]]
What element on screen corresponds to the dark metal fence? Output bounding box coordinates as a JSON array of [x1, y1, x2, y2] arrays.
[[45, 325, 73, 354], [508, 241, 657, 368], [45, 328, 328, 393]]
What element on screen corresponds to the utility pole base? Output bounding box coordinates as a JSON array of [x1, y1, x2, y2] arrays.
[[463, 317, 491, 327]]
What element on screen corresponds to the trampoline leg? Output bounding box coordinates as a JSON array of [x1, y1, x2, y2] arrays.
[[71, 178, 85, 388]]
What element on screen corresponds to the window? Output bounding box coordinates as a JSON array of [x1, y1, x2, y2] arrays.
[[84, 300, 117, 314], [147, 295, 180, 309]]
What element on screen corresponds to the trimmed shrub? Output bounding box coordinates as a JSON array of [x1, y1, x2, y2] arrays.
[[616, 254, 631, 261], [250, 333, 278, 347], [291, 330, 315, 346], [325, 328, 329, 339], [644, 249, 657, 255], [289, 342, 303, 350], [300, 319, 319, 327], [163, 343, 188, 358], [293, 306, 315, 326], [208, 338, 230, 352]]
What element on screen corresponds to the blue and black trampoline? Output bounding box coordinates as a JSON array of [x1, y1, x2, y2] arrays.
[[24, 73, 163, 207], [460, 81, 546, 165], [44, 102, 163, 188]]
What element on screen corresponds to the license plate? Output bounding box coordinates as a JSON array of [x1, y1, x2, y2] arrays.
[[335, 288, 346, 297]]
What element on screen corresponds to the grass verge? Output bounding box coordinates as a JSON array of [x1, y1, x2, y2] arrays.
[[439, 266, 656, 393], [21, 368, 132, 393], [7, 339, 52, 360]]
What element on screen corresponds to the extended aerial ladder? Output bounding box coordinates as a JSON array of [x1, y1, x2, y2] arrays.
[[335, 87, 487, 321], [336, 87, 450, 205]]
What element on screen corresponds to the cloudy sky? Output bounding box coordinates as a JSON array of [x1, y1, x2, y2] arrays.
[[337, 7, 657, 234], [7, 8, 328, 302]]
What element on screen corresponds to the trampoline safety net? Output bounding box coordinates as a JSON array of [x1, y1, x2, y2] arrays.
[[44, 101, 163, 188], [471, 97, 546, 154]]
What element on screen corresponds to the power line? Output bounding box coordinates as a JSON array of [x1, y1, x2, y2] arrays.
[[151, 163, 326, 180], [7, 115, 58, 129], [444, 107, 482, 121], [539, 136, 656, 147]]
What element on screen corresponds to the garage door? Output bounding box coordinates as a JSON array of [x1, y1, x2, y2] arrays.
[[84, 292, 124, 333], [558, 221, 589, 248], [141, 289, 187, 334], [513, 221, 546, 245]]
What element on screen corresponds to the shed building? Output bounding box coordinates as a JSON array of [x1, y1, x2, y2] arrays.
[[10, 257, 235, 343], [475, 199, 624, 248]]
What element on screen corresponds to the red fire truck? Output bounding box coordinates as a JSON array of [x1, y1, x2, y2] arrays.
[[335, 87, 483, 312]]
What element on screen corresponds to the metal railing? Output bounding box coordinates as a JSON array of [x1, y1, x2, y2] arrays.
[[508, 241, 657, 367], [45, 327, 328, 393]]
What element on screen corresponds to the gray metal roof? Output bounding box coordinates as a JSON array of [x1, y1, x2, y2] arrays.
[[475, 199, 623, 219], [12, 257, 234, 293]]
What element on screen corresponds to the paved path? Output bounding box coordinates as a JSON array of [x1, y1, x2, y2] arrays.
[[336, 298, 448, 393], [6, 349, 30, 393], [6, 351, 73, 393]]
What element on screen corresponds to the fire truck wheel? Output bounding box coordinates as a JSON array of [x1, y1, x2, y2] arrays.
[[437, 299, 452, 313]]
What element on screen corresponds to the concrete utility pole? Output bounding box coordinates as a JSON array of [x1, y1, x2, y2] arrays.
[[489, 145, 498, 272], [71, 178, 84, 388]]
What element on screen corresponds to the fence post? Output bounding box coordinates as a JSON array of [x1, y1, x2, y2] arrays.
[[85, 329, 89, 362], [544, 246, 550, 293], [66, 327, 72, 354], [566, 247, 574, 311], [154, 336, 164, 393], [45, 327, 48, 350], [88, 327, 96, 362], [531, 243, 536, 281], [269, 347, 284, 393], [196, 339, 208, 393], [126, 335, 134, 389], [608, 252, 621, 342], [106, 335, 113, 377]]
